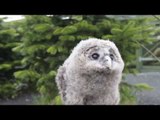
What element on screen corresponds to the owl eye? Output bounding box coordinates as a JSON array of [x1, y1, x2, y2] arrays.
[[109, 54, 114, 60], [92, 53, 99, 60]]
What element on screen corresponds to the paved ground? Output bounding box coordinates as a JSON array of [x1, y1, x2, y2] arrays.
[[125, 72, 160, 105], [0, 93, 39, 105], [0, 72, 160, 105]]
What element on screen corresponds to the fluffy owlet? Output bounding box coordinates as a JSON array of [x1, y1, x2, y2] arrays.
[[56, 38, 124, 105]]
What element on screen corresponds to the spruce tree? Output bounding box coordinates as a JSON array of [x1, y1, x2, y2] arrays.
[[10, 15, 158, 104]]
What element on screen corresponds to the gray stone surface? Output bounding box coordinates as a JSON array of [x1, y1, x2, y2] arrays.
[[0, 72, 160, 105], [0, 93, 39, 105], [125, 72, 160, 105]]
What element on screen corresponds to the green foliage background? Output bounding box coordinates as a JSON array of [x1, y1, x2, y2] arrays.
[[0, 15, 158, 104]]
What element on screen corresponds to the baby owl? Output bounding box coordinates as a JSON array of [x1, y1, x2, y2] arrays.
[[56, 38, 124, 105]]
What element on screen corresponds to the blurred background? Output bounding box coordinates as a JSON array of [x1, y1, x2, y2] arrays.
[[0, 15, 160, 105]]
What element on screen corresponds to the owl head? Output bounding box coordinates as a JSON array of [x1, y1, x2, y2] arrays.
[[69, 38, 124, 75]]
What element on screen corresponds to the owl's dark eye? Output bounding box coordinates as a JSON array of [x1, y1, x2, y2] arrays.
[[92, 53, 99, 60], [110, 54, 114, 60]]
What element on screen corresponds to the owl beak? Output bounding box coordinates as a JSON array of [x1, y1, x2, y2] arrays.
[[104, 56, 110, 61], [104, 56, 112, 68]]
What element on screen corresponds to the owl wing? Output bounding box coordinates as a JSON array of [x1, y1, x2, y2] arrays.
[[55, 65, 67, 102]]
